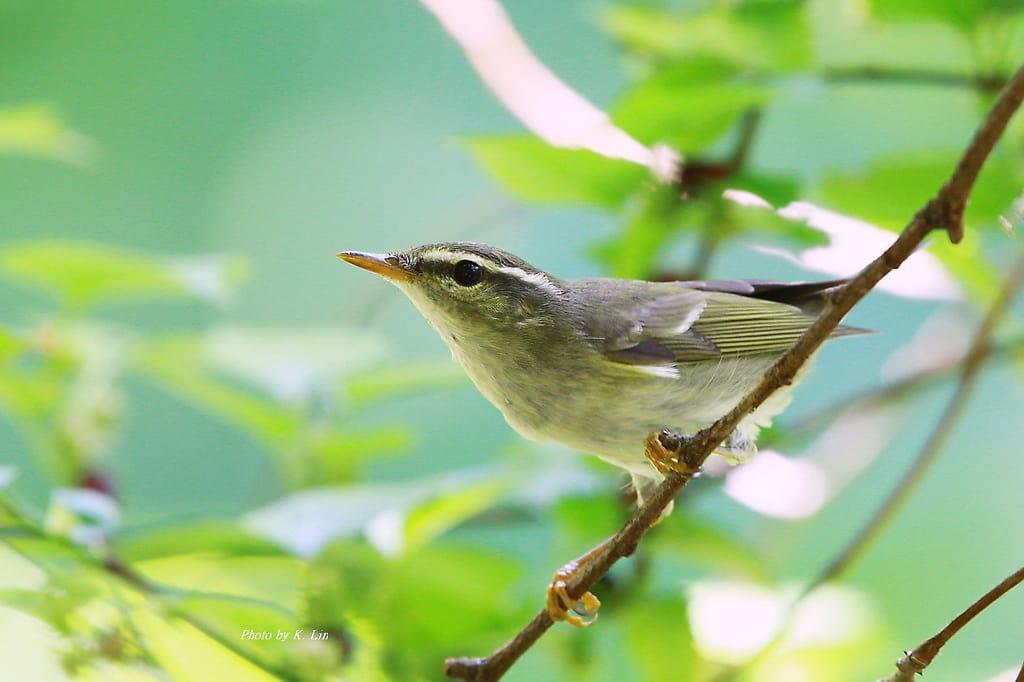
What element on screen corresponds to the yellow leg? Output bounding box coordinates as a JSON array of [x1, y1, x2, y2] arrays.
[[643, 429, 701, 475], [545, 540, 611, 628]]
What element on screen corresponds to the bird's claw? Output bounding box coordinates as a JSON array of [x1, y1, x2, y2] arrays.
[[644, 429, 702, 476], [545, 563, 601, 628]]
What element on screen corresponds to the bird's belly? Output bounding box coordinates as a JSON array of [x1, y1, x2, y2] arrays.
[[453, 342, 796, 474]]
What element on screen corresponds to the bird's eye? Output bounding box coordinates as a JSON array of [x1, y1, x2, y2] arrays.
[[452, 259, 483, 287]]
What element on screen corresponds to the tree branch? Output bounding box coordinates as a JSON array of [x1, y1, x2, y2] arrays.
[[812, 252, 1024, 586], [719, 252, 1024, 681], [443, 62, 1024, 682], [766, 332, 1024, 448], [823, 66, 1009, 94], [879, 565, 1024, 681], [0, 499, 301, 681]]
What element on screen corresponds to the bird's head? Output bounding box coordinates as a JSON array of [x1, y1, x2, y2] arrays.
[[338, 242, 565, 342]]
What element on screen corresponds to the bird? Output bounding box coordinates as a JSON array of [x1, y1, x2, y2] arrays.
[[338, 241, 866, 626]]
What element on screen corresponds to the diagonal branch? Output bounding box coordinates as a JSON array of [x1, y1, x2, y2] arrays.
[[767, 332, 1024, 448], [444, 62, 1024, 682], [879, 565, 1024, 681], [812, 251, 1024, 586], [719, 251, 1024, 681]]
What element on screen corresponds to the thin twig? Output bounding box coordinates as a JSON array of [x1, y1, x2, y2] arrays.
[[720, 252, 1024, 681], [443, 62, 1024, 682], [0, 499, 301, 681], [813, 252, 1024, 586], [879, 565, 1024, 681], [766, 333, 1024, 448], [824, 66, 1008, 94], [676, 107, 763, 198]]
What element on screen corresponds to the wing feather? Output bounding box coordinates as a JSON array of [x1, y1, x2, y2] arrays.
[[584, 279, 869, 373]]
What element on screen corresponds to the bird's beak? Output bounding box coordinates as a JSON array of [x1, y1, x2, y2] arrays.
[[336, 251, 417, 282]]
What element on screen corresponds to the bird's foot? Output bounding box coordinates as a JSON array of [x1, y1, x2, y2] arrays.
[[715, 428, 757, 464], [545, 545, 606, 628], [644, 429, 704, 476]]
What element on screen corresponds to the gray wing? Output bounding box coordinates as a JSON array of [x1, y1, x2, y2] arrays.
[[582, 278, 868, 372]]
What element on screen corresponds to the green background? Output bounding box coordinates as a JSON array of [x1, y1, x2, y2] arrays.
[[1, 1, 1022, 680]]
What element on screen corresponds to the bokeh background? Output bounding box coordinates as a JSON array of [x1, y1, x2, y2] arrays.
[[1, 1, 1023, 680]]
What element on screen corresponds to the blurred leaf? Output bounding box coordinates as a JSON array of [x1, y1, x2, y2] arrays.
[[0, 587, 52, 622], [345, 360, 467, 407], [553, 495, 623, 546], [242, 466, 510, 558], [928, 232, 1003, 302], [115, 522, 291, 562], [307, 426, 413, 484], [625, 599, 697, 681], [602, 2, 811, 71], [0, 241, 246, 310], [0, 104, 96, 164], [464, 135, 647, 208], [307, 542, 523, 679], [727, 199, 829, 246], [0, 326, 25, 364], [168, 592, 299, 669], [134, 609, 280, 682], [612, 59, 770, 151], [869, 0, 1023, 30], [387, 547, 522, 642], [590, 185, 685, 278], [402, 479, 508, 555], [819, 154, 1024, 232], [136, 333, 409, 484], [200, 325, 385, 403], [728, 172, 802, 211], [135, 337, 301, 445], [135, 555, 304, 612], [653, 514, 769, 580], [0, 534, 86, 580]]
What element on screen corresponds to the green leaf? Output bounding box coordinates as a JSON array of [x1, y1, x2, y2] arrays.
[[928, 232, 1002, 302], [589, 185, 685, 278], [307, 426, 414, 484], [134, 554, 304, 612], [728, 172, 802, 211], [242, 467, 510, 557], [869, 0, 1023, 30], [0, 327, 25, 364], [0, 104, 96, 164], [134, 337, 301, 445], [464, 136, 647, 208], [168, 592, 300, 670], [307, 543, 523, 678], [115, 522, 290, 562], [602, 2, 811, 71], [727, 198, 830, 246], [612, 59, 770, 151], [553, 495, 624, 546], [387, 547, 523, 652], [134, 609, 280, 682], [199, 325, 386, 401], [402, 479, 509, 555], [653, 514, 769, 580], [818, 154, 1024, 232], [345, 360, 467, 406], [0, 240, 246, 310], [0, 588, 52, 621], [625, 600, 697, 681]]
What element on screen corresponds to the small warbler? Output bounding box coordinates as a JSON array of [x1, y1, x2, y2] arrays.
[[339, 242, 865, 625]]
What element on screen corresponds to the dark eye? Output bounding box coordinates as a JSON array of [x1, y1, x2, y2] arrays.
[[452, 259, 483, 287]]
